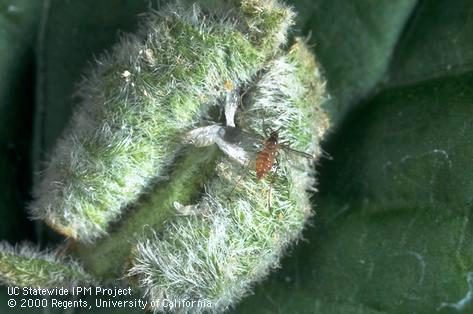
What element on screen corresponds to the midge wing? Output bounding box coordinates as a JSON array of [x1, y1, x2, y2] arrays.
[[220, 126, 316, 170], [281, 145, 316, 160]]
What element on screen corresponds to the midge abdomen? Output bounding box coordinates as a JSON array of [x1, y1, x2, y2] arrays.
[[255, 132, 279, 180]]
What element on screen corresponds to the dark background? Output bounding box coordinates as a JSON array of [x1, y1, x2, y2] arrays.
[[1, 0, 473, 313]]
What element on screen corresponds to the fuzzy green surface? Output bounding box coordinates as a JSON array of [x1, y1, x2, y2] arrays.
[[129, 41, 329, 313], [71, 145, 221, 279], [30, 0, 295, 242], [0, 242, 92, 288]]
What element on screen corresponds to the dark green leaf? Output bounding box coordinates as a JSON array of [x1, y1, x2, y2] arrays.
[[291, 0, 417, 120], [0, 0, 41, 242], [387, 0, 473, 88]]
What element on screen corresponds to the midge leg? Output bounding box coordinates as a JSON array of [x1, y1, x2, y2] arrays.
[[227, 158, 253, 199], [266, 155, 281, 213]]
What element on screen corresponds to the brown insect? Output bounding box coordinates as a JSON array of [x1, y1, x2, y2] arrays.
[[255, 127, 315, 179], [255, 131, 279, 180], [226, 127, 314, 205], [254, 128, 315, 211]]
